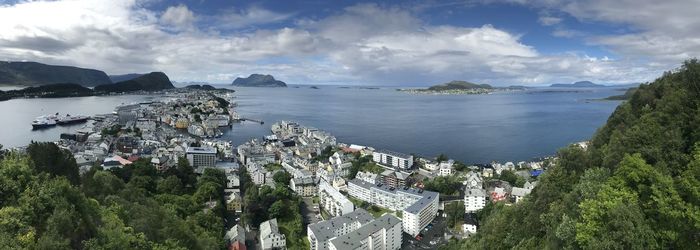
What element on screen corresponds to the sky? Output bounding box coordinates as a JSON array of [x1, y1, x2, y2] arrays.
[[0, 0, 698, 86]]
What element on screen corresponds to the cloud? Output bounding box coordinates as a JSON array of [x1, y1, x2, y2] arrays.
[[538, 16, 562, 26], [213, 7, 295, 30], [161, 4, 196, 31], [0, 0, 682, 85]]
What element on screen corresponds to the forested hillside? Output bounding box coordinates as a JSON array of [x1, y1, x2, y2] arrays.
[[443, 60, 700, 249], [0, 142, 226, 249]]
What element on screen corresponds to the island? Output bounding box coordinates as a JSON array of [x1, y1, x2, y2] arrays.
[[550, 81, 605, 88], [232, 74, 287, 87], [94, 72, 175, 93], [184, 84, 235, 92], [399, 80, 494, 95], [0, 61, 112, 87]]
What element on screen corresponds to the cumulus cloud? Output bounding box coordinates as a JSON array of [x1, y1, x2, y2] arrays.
[[161, 4, 196, 31], [0, 0, 683, 85]]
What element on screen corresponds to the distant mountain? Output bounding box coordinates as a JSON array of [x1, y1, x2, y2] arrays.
[[95, 72, 174, 93], [427, 80, 493, 91], [109, 73, 143, 83], [0, 61, 111, 87], [232, 74, 287, 87], [184, 84, 217, 90], [550, 81, 605, 88]]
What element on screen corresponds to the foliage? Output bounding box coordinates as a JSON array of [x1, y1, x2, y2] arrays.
[[273, 171, 292, 186], [0, 149, 225, 249], [444, 201, 465, 229], [424, 175, 462, 196], [347, 155, 383, 178], [460, 59, 700, 249]]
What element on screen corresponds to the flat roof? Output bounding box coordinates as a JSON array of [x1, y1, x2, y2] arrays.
[[186, 146, 216, 154], [308, 209, 374, 246], [375, 149, 412, 159], [329, 214, 401, 250]]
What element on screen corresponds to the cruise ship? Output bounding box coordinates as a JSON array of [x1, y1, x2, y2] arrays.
[[56, 114, 89, 125], [31, 113, 89, 129], [31, 114, 58, 129]]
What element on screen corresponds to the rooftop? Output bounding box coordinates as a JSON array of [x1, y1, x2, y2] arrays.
[[329, 214, 401, 250], [307, 208, 374, 244], [186, 146, 216, 154], [375, 148, 412, 159]]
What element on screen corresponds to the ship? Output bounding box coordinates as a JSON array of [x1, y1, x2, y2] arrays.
[[56, 114, 89, 125], [31, 114, 58, 129]]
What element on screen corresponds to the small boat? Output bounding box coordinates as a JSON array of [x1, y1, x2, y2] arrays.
[[56, 114, 89, 125], [32, 115, 58, 129]]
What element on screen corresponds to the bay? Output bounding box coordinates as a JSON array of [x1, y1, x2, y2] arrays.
[[0, 86, 623, 164]]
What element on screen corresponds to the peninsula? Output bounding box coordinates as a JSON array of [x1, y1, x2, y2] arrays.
[[0, 61, 112, 87]]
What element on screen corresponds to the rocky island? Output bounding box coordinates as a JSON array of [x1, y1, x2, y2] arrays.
[[231, 74, 287, 87], [399, 80, 494, 95]]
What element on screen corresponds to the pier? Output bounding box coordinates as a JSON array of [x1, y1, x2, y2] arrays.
[[239, 117, 264, 124]]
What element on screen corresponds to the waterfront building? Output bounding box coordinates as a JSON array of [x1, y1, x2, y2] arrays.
[[380, 169, 410, 188], [347, 179, 439, 236], [319, 180, 354, 217], [372, 149, 413, 169], [186, 146, 217, 168], [328, 214, 403, 250], [438, 160, 455, 176], [307, 208, 374, 250]]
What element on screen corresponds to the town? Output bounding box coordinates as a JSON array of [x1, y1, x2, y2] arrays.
[[34, 88, 555, 250]]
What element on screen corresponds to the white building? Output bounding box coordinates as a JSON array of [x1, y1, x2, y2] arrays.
[[372, 149, 413, 169], [464, 171, 483, 189], [319, 180, 354, 217], [438, 160, 454, 176], [186, 147, 217, 168], [355, 171, 378, 184], [260, 218, 286, 250], [307, 209, 374, 250], [464, 188, 487, 212], [328, 214, 403, 250], [348, 179, 439, 236]]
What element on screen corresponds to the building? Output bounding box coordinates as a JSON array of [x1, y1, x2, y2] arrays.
[[372, 149, 413, 169], [307, 209, 374, 250], [438, 160, 454, 176], [260, 218, 286, 250], [491, 187, 507, 202], [226, 192, 243, 213], [464, 188, 487, 212], [186, 146, 217, 168], [464, 172, 483, 189], [511, 187, 532, 203], [347, 179, 439, 236], [355, 171, 378, 184], [319, 180, 354, 217], [290, 176, 317, 197], [328, 214, 403, 250], [380, 170, 410, 189], [225, 224, 245, 245], [462, 213, 478, 234]]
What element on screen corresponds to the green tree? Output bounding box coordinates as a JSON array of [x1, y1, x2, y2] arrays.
[[26, 142, 80, 185], [273, 171, 292, 186]]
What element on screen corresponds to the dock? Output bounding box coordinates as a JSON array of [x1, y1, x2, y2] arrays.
[[239, 118, 264, 124]]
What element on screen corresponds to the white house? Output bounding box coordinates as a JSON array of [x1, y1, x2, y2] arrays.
[[464, 188, 487, 212], [260, 218, 286, 250]]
